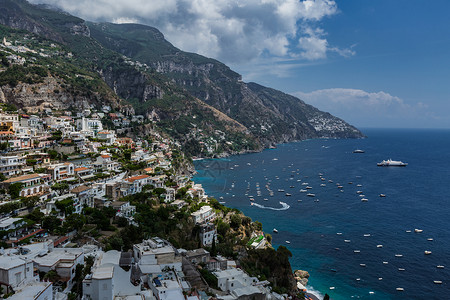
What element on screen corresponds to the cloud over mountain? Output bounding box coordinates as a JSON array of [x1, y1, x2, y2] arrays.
[[29, 0, 353, 64]]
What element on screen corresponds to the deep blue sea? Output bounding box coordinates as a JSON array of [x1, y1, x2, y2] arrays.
[[193, 128, 450, 299]]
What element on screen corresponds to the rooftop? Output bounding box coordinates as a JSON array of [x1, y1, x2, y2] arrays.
[[92, 265, 114, 279], [3, 173, 41, 183], [125, 175, 149, 183]]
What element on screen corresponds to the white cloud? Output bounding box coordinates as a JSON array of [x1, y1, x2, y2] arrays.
[[29, 0, 353, 64], [294, 88, 437, 128]]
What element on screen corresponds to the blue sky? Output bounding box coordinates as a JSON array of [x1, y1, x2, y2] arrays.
[[31, 0, 450, 128]]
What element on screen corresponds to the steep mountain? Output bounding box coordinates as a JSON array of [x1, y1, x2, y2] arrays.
[[87, 22, 364, 144], [0, 0, 364, 156]]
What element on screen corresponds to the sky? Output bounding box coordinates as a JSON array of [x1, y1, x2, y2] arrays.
[[29, 0, 450, 129]]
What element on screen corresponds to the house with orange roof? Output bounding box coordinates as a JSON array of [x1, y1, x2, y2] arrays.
[[97, 130, 116, 144], [124, 174, 149, 194], [94, 153, 120, 172], [74, 166, 94, 179]]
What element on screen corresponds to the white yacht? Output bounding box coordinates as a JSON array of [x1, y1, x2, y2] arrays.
[[377, 159, 408, 167]]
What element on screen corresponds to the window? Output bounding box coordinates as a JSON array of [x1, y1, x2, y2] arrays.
[[15, 272, 21, 284]]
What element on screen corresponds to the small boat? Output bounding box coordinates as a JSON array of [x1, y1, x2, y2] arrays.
[[434, 281, 443, 284], [264, 198, 268, 201], [406, 230, 412, 233], [356, 278, 361, 281], [286, 241, 290, 244], [353, 149, 365, 153], [396, 288, 404, 291], [320, 184, 326, 186], [249, 198, 255, 201], [437, 265, 445, 269], [307, 193, 315, 197], [314, 199, 320, 202], [354, 250, 361, 253], [398, 268, 405, 271], [361, 198, 368, 202], [336, 232, 343, 235], [395, 254, 403, 257], [337, 185, 343, 189], [369, 292, 374, 295], [356, 191, 363, 194], [278, 189, 285, 192], [348, 182, 353, 184], [414, 229, 423, 233], [344, 240, 351, 243], [330, 269, 337, 272], [297, 199, 302, 202], [383, 261, 389, 264], [329, 286, 335, 290], [302, 182, 309, 185], [377, 159, 407, 167], [427, 238, 433, 241], [285, 193, 292, 196], [363, 234, 371, 237], [273, 228, 278, 233], [379, 194, 386, 197], [424, 250, 432, 255], [306, 186, 313, 189], [378, 278, 383, 280], [377, 245, 383, 248], [360, 263, 366, 267], [328, 180, 333, 183], [300, 189, 307, 192]]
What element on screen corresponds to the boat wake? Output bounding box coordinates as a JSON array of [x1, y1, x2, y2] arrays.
[[252, 201, 290, 211]]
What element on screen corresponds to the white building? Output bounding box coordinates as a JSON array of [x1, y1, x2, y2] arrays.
[[82, 250, 145, 300], [122, 175, 150, 195], [213, 268, 271, 299], [33, 248, 84, 287], [9, 281, 53, 300], [199, 223, 217, 246], [191, 206, 215, 224], [133, 238, 182, 277], [47, 162, 75, 181], [77, 117, 103, 136], [0, 155, 26, 177], [2, 173, 50, 199], [0, 256, 35, 293]]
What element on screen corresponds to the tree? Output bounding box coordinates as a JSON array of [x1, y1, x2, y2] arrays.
[[42, 215, 62, 232], [230, 214, 242, 229], [8, 182, 23, 199], [266, 234, 272, 244], [21, 196, 39, 208], [43, 270, 59, 282]]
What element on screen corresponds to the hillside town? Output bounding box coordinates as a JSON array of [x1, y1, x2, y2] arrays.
[[0, 104, 299, 300]]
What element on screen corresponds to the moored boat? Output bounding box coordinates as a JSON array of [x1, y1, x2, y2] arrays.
[[353, 149, 365, 153]]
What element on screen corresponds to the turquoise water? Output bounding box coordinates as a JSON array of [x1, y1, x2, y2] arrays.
[[193, 128, 450, 299]]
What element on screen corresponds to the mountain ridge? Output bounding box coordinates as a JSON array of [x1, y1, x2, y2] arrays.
[[0, 0, 364, 157]]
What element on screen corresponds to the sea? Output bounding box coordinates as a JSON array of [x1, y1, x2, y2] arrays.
[[193, 128, 450, 299]]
